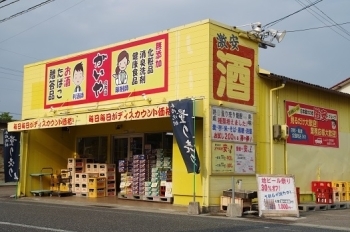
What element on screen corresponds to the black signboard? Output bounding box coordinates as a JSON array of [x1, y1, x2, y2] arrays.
[[3, 130, 20, 182], [168, 99, 200, 173]]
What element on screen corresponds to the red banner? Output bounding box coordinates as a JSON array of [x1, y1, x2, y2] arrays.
[[44, 34, 168, 109], [285, 101, 339, 148], [212, 33, 255, 106]]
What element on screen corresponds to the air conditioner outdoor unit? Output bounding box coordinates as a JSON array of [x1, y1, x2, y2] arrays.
[[273, 124, 281, 140]]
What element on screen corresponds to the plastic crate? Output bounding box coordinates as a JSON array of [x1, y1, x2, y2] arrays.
[[316, 193, 333, 204], [333, 191, 340, 202], [332, 181, 346, 192], [88, 177, 106, 188], [340, 192, 347, 202], [346, 182, 350, 192], [311, 181, 332, 192], [88, 188, 105, 198]]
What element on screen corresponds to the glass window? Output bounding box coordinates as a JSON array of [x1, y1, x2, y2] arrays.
[[76, 136, 108, 163]]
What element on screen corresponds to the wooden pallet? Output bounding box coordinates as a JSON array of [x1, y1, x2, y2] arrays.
[[117, 193, 143, 200], [142, 195, 173, 203]]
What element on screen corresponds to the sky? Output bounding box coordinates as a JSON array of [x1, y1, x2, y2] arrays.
[[0, 0, 349, 119]]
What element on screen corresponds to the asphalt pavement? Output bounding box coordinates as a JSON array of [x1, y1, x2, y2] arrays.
[[1, 185, 350, 231]]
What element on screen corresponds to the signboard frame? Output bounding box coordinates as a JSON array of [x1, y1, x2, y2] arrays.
[[256, 174, 299, 218]]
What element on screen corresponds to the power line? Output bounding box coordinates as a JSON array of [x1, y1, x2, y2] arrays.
[[0, 0, 56, 24], [264, 0, 323, 29], [305, 0, 350, 37], [0, 111, 21, 116], [0, 75, 22, 82], [0, 0, 86, 44], [287, 21, 350, 32], [295, 0, 350, 41], [0, 0, 19, 9], [0, 71, 22, 77], [0, 0, 7, 3], [0, 66, 23, 73], [0, 47, 39, 60], [0, 0, 87, 61]]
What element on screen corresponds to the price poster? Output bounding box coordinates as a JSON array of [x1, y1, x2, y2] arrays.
[[256, 174, 299, 218], [211, 142, 234, 173], [211, 106, 253, 143], [234, 144, 255, 174]]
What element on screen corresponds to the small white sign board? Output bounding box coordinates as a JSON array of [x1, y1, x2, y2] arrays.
[[256, 174, 299, 218]]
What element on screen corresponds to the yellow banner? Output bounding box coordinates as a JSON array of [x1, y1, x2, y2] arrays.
[[46, 59, 87, 105], [110, 39, 166, 95], [86, 104, 170, 124]]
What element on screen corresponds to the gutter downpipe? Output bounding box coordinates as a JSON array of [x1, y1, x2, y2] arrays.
[[269, 83, 285, 174]]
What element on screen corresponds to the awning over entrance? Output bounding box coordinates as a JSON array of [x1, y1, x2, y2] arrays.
[[8, 104, 172, 132]]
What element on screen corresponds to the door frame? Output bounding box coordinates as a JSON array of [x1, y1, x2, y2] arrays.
[[111, 133, 144, 163]]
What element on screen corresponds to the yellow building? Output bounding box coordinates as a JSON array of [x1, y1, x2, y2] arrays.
[[8, 19, 350, 211]]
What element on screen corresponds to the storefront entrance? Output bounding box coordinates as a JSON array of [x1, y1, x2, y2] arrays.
[[112, 134, 144, 191]]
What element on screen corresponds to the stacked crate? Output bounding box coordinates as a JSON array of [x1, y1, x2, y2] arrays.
[[332, 181, 347, 202], [99, 164, 116, 196], [67, 158, 76, 190], [159, 169, 172, 197], [74, 172, 89, 196], [88, 177, 106, 198], [59, 169, 72, 192], [311, 181, 333, 204]]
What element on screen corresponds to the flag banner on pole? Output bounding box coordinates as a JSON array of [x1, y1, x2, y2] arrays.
[[169, 99, 200, 173], [3, 130, 20, 182]]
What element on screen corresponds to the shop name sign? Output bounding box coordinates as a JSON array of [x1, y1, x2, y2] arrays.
[[9, 116, 76, 131], [87, 104, 170, 124]]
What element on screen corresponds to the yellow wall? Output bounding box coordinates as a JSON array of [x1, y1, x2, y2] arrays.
[[172, 119, 204, 205], [21, 128, 75, 195], [207, 22, 260, 206], [260, 77, 350, 196]]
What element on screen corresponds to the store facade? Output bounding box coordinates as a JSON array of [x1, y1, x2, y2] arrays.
[[10, 19, 260, 208], [8, 18, 350, 209]]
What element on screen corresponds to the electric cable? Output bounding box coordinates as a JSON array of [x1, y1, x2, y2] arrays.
[[263, 0, 323, 29], [0, 71, 22, 77], [305, 0, 350, 37], [0, 75, 22, 82], [0, 0, 7, 3], [0, 0, 19, 10], [0, 0, 56, 24], [287, 21, 350, 32], [0, 66, 23, 73], [0, 110, 21, 116], [295, 0, 350, 41], [0, 0, 87, 60]]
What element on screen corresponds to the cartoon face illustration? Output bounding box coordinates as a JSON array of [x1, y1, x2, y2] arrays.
[[113, 50, 129, 86], [331, 119, 337, 130], [73, 62, 84, 86]]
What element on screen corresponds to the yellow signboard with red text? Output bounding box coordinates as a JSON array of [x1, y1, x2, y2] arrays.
[[44, 34, 168, 109]]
